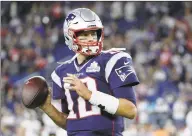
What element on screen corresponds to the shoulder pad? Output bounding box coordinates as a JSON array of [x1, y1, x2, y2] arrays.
[[100, 48, 129, 62], [101, 48, 126, 53], [57, 54, 79, 65]]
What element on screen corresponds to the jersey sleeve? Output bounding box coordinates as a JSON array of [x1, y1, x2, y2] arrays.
[[51, 69, 65, 100], [112, 86, 136, 106], [105, 52, 139, 89]]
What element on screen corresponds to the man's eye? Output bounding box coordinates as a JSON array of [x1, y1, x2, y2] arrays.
[[79, 38, 86, 40]]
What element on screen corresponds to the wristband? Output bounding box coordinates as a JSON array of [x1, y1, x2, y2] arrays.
[[89, 91, 119, 115]]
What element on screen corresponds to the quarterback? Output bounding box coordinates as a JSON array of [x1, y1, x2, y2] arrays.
[[40, 8, 139, 136]]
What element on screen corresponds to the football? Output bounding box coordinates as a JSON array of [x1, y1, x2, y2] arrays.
[[21, 76, 49, 109]]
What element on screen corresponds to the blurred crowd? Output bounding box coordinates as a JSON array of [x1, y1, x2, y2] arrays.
[[1, 1, 192, 136]]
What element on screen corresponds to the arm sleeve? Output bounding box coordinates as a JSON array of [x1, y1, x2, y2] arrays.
[[112, 86, 137, 106], [51, 70, 69, 114], [51, 70, 65, 100], [105, 52, 139, 89]]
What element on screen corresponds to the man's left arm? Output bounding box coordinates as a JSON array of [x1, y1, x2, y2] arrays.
[[64, 52, 139, 119], [64, 74, 137, 119], [116, 98, 137, 119], [113, 86, 137, 119], [103, 52, 139, 119]]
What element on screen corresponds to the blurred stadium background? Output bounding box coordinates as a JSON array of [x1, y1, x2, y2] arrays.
[[1, 1, 192, 136]]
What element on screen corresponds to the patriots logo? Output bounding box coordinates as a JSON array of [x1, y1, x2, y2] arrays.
[[66, 13, 76, 24], [115, 65, 135, 82]]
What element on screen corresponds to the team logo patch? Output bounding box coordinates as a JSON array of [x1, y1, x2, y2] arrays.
[[66, 13, 76, 25], [115, 65, 135, 82], [86, 61, 100, 73]]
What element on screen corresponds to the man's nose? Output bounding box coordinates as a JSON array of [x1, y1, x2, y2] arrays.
[[87, 34, 94, 41]]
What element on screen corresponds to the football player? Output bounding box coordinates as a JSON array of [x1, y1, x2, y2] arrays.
[[40, 8, 139, 136]]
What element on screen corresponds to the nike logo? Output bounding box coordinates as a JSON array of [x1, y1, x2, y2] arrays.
[[124, 61, 130, 65]]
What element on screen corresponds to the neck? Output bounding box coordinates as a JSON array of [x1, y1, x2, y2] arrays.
[[76, 54, 88, 65]]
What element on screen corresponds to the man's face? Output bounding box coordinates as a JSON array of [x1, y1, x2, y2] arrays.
[[73, 29, 102, 56]]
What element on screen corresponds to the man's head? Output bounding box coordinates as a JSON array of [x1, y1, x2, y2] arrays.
[[63, 8, 104, 56]]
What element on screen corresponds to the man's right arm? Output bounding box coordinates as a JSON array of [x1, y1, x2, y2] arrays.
[[39, 92, 68, 129]]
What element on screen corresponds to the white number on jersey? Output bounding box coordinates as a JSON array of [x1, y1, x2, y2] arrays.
[[64, 77, 101, 119]]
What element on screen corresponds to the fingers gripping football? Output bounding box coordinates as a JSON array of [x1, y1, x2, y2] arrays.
[[63, 74, 78, 88], [63, 73, 92, 100]]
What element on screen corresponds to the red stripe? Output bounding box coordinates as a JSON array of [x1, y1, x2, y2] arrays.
[[112, 120, 114, 136]]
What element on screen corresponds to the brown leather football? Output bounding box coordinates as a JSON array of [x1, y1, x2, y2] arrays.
[[22, 76, 48, 109]]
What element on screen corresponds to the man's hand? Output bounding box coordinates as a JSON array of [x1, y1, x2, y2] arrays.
[[39, 88, 52, 110], [38, 88, 67, 129], [63, 73, 92, 100]]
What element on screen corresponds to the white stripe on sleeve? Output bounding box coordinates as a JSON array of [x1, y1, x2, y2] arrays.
[[51, 71, 62, 88], [105, 52, 131, 82]]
